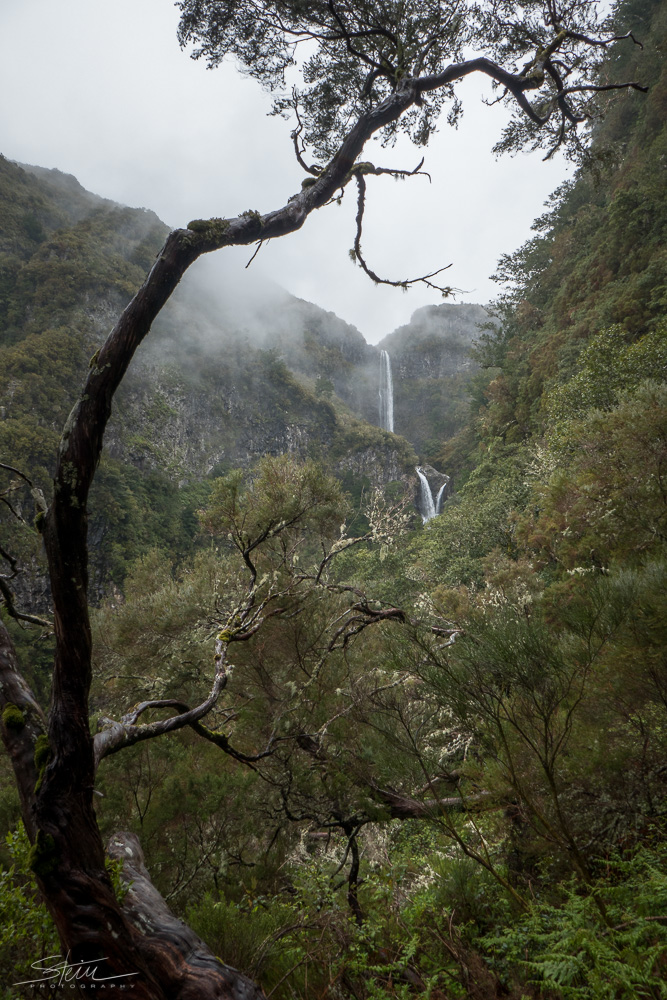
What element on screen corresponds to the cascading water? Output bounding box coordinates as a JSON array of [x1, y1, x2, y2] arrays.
[[416, 467, 436, 523], [434, 482, 448, 516], [378, 349, 394, 432], [416, 467, 449, 523]]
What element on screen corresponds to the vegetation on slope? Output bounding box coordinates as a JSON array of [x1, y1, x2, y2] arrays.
[[0, 159, 415, 614]]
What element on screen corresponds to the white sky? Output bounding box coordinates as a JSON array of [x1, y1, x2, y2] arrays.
[[0, 0, 573, 343]]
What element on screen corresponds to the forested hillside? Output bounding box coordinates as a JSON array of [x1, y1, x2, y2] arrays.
[[0, 159, 441, 604], [1, 0, 666, 996]]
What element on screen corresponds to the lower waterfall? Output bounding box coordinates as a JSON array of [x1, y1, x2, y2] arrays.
[[434, 482, 448, 515], [416, 467, 436, 523], [416, 466, 449, 523]]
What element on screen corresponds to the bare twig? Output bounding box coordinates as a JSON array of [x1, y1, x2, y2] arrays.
[[245, 239, 267, 268], [0, 462, 36, 487], [352, 172, 454, 294]]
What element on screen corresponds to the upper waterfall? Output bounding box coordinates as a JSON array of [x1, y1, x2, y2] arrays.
[[379, 350, 394, 433]]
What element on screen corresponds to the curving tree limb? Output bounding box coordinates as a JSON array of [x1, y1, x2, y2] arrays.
[[106, 832, 265, 1000]]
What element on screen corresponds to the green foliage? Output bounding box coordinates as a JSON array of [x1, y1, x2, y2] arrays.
[[0, 824, 59, 990], [2, 613, 55, 706], [96, 734, 261, 904], [184, 826, 496, 999], [27, 831, 58, 880], [91, 548, 223, 712], [202, 453, 348, 551], [410, 444, 531, 590], [89, 457, 211, 586], [329, 412, 415, 469], [1, 703, 25, 731], [0, 158, 212, 599], [394, 373, 475, 461], [314, 373, 335, 398], [479, 0, 667, 443], [104, 855, 130, 905], [484, 846, 667, 998], [186, 894, 296, 985], [178, 0, 630, 163], [33, 734, 50, 772], [545, 323, 667, 427], [522, 381, 667, 568]]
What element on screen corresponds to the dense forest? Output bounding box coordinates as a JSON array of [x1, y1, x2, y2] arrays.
[[1, 0, 666, 996]]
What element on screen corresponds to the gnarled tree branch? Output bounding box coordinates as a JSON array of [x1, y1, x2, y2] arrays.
[[352, 170, 454, 293]]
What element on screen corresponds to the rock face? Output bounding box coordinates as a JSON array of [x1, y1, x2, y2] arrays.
[[379, 303, 491, 379], [1, 158, 413, 483], [375, 303, 495, 455], [107, 345, 415, 489], [104, 270, 416, 485], [1, 161, 488, 488], [107, 348, 334, 478]]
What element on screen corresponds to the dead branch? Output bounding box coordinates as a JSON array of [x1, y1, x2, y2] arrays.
[[352, 172, 454, 294]]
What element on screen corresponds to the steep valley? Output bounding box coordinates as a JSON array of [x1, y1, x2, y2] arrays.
[[0, 155, 486, 595]]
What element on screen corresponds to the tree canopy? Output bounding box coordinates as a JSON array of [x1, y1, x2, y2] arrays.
[[177, 0, 646, 161]]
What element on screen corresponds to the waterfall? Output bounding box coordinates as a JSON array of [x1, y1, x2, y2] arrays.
[[416, 467, 436, 523], [434, 482, 448, 515], [416, 467, 449, 523], [378, 349, 394, 432]]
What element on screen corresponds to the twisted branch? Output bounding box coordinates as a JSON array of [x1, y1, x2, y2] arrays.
[[352, 171, 454, 294]]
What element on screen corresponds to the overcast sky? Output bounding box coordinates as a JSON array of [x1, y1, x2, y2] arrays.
[[0, 0, 573, 343]]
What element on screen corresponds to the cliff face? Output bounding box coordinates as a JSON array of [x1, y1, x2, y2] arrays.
[[0, 158, 409, 476], [376, 303, 493, 458], [0, 159, 487, 493], [0, 156, 497, 604], [108, 340, 414, 487], [379, 303, 490, 380]]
